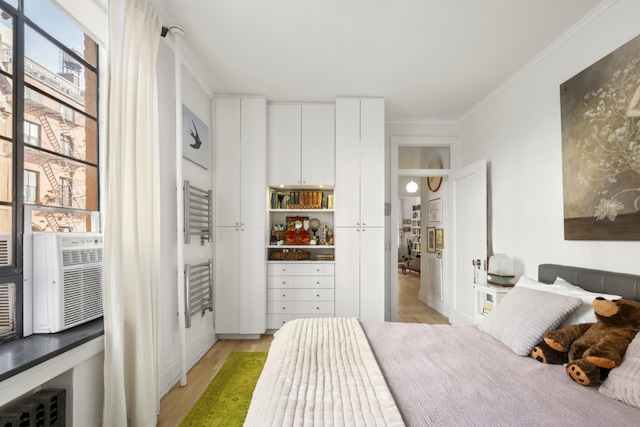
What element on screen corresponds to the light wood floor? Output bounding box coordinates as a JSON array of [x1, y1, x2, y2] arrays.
[[397, 272, 449, 324], [157, 273, 448, 426]]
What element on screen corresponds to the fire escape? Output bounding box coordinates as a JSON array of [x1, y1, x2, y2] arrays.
[[24, 86, 86, 232]]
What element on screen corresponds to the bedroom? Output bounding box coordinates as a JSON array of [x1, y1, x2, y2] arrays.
[[1, 0, 640, 425]]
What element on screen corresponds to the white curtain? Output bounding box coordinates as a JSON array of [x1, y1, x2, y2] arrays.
[[104, 0, 162, 425]]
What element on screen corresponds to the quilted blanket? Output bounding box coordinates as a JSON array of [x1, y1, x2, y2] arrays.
[[244, 317, 405, 426]]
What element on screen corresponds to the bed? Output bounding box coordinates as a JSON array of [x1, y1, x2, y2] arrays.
[[245, 264, 640, 426]]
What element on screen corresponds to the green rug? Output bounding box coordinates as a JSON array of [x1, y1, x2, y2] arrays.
[[180, 352, 268, 427]]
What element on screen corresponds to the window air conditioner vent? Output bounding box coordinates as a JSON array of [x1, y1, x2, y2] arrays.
[[0, 234, 11, 267], [0, 282, 16, 334], [33, 232, 103, 333]]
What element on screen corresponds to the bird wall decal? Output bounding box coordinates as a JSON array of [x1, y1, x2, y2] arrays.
[[188, 120, 202, 149]]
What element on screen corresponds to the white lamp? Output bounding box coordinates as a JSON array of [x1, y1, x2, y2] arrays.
[[487, 254, 515, 287], [406, 179, 418, 193]]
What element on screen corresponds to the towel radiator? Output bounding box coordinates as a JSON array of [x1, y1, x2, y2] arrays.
[[184, 259, 213, 328], [183, 181, 212, 245]]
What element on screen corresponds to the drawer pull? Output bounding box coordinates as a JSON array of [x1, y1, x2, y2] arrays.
[[316, 281, 320, 284], [282, 294, 287, 297], [282, 268, 287, 272], [316, 268, 320, 272], [316, 307, 320, 310], [282, 307, 286, 310], [282, 281, 286, 285], [316, 294, 320, 297]]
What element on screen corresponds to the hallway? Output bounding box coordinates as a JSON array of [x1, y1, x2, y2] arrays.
[[397, 272, 449, 324]]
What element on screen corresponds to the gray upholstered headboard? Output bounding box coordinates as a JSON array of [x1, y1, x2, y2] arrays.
[[538, 264, 640, 302]]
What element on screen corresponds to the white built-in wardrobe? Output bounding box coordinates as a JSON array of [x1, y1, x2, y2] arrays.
[[214, 96, 384, 337]]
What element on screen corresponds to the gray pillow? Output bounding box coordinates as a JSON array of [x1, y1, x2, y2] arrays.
[[599, 333, 640, 409], [478, 286, 582, 356]]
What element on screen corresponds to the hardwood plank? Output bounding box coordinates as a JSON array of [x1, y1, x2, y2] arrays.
[[398, 273, 449, 324]]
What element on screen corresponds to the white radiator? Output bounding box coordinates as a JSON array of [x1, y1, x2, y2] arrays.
[[32, 232, 103, 333]]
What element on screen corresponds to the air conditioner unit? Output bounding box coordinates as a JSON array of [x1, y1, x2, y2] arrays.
[[32, 232, 103, 333], [0, 234, 11, 267]]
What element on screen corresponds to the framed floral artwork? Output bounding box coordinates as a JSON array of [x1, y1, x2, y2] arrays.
[[560, 34, 640, 240]]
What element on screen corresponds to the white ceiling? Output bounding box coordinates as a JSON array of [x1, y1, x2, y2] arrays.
[[149, 0, 605, 123]]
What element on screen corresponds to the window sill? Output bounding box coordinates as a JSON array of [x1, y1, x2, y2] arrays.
[[0, 318, 104, 382]]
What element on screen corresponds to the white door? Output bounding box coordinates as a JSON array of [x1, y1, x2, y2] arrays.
[[301, 104, 335, 186], [239, 226, 266, 334], [240, 97, 267, 227], [359, 227, 385, 321], [215, 97, 241, 227], [267, 104, 301, 186], [335, 98, 361, 227], [215, 227, 240, 333], [360, 98, 385, 227], [334, 227, 360, 318], [449, 159, 487, 325]]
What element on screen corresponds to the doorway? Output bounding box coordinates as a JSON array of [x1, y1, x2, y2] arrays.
[[389, 136, 455, 323]]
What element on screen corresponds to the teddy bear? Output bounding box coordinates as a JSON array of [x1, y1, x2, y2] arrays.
[[530, 297, 640, 386]]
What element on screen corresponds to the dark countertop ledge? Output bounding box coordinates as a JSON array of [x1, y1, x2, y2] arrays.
[[0, 318, 104, 382]]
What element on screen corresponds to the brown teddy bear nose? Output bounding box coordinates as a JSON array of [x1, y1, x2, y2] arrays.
[[595, 297, 605, 301]]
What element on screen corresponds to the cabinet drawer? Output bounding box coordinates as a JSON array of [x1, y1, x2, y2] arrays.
[[267, 275, 334, 289], [268, 288, 334, 302], [267, 313, 334, 329], [268, 262, 335, 276], [267, 301, 334, 315]]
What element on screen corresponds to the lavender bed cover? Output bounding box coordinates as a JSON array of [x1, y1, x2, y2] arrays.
[[361, 322, 640, 427]]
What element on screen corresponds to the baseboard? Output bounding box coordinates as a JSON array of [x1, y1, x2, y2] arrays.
[[158, 331, 217, 398], [419, 290, 448, 318]]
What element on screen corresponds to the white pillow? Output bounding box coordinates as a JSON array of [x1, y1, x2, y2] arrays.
[[599, 333, 640, 409], [478, 286, 582, 356], [514, 274, 563, 293], [514, 275, 621, 327], [551, 277, 621, 327]]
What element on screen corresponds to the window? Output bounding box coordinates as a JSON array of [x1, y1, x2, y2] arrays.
[[23, 169, 37, 202], [23, 121, 40, 146], [0, 0, 100, 344], [60, 133, 72, 156], [59, 176, 71, 207]]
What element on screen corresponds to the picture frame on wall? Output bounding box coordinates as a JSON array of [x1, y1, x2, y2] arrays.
[[427, 198, 442, 223], [182, 104, 210, 169], [436, 228, 444, 249], [427, 226, 436, 253]]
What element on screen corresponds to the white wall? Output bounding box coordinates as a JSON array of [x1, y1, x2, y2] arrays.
[[156, 39, 216, 398], [457, 0, 640, 278]]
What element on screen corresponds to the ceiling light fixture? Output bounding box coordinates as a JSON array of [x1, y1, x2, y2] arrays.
[[406, 179, 418, 193]]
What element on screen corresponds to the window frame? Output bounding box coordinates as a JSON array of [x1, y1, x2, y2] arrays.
[[0, 0, 100, 344]]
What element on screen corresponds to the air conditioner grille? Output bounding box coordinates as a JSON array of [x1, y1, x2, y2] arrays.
[[0, 282, 15, 334], [63, 265, 103, 327], [0, 236, 10, 267], [62, 248, 103, 266]]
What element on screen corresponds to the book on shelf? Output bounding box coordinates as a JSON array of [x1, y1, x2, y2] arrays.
[[482, 300, 494, 314], [270, 188, 332, 209]]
